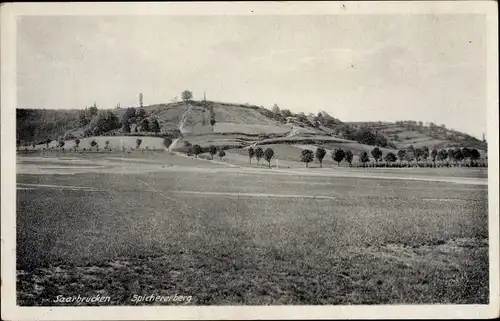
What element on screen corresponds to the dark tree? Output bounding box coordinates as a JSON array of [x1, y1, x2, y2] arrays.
[[255, 147, 264, 164], [88, 110, 120, 136], [297, 113, 308, 123], [136, 138, 142, 149], [470, 148, 481, 165], [248, 147, 255, 164], [122, 122, 131, 133], [104, 140, 110, 150], [182, 90, 193, 106], [315, 147, 327, 168], [406, 151, 415, 165], [280, 109, 293, 118], [140, 119, 150, 132], [264, 148, 275, 168], [139, 93, 144, 108], [345, 150, 354, 166], [121, 108, 136, 126], [315, 112, 325, 127], [192, 144, 202, 158], [397, 149, 406, 164], [300, 149, 314, 168], [414, 148, 423, 162], [90, 139, 98, 151], [431, 148, 438, 165], [438, 149, 448, 165], [371, 147, 383, 164], [333, 148, 346, 166], [136, 109, 147, 121], [218, 150, 226, 160], [384, 152, 397, 164], [354, 126, 377, 146], [422, 146, 430, 164], [163, 137, 173, 149], [58, 140, 65, 148], [462, 147, 471, 165], [77, 110, 90, 127], [359, 151, 370, 164], [209, 145, 217, 160], [150, 118, 161, 133], [453, 147, 464, 165], [88, 103, 98, 117], [447, 149, 455, 164]]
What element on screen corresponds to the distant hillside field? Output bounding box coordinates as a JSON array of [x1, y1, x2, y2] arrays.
[[346, 121, 486, 151]]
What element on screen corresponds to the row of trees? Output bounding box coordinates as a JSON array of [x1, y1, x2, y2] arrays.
[[246, 147, 276, 167], [181, 143, 276, 166], [295, 146, 485, 168], [181, 141, 229, 161], [27, 137, 487, 169], [297, 147, 353, 167], [393, 146, 482, 166], [177, 140, 485, 169]]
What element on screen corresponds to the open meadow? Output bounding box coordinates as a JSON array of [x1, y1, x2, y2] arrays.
[[16, 151, 489, 305]]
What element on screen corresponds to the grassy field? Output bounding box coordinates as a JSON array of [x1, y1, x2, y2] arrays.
[[16, 153, 488, 305]]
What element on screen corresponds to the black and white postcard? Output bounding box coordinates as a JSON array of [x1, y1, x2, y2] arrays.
[[1, 1, 499, 320]]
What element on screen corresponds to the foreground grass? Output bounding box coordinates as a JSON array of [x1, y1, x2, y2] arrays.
[[16, 165, 489, 305], [18, 238, 487, 305]]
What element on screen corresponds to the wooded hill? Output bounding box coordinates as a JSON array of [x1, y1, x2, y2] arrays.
[[16, 100, 487, 154]]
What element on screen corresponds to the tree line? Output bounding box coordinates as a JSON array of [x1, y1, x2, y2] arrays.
[[176, 141, 486, 169], [297, 146, 485, 168], [21, 135, 487, 169]]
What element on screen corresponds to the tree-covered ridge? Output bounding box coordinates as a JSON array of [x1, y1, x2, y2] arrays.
[[16, 93, 487, 153]]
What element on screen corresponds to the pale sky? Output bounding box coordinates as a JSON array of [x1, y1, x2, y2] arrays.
[[17, 15, 486, 138]]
